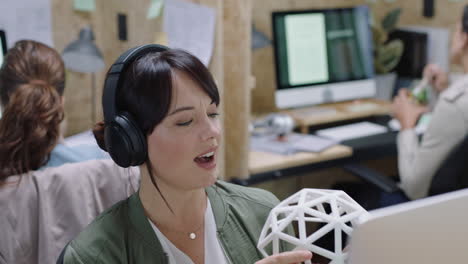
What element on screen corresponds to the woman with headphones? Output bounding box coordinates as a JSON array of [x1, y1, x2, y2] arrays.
[[60, 45, 312, 264], [0, 40, 139, 264]]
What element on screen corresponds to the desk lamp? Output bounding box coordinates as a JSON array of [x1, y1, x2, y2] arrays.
[[252, 24, 270, 50], [62, 26, 105, 123]]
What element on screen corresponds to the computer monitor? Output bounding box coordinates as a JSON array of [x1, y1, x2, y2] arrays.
[[389, 29, 428, 78], [272, 6, 375, 109]]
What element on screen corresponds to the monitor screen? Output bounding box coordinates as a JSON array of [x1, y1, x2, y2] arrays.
[[0, 30, 6, 67], [389, 29, 428, 79], [272, 6, 375, 109], [0, 30, 6, 118]]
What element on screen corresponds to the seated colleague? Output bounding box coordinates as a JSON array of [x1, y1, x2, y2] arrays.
[[60, 46, 312, 264], [0, 41, 138, 264], [0, 159, 139, 264], [0, 40, 106, 178], [392, 5, 468, 200]]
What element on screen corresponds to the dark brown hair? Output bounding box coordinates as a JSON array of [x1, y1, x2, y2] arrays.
[[0, 40, 65, 181], [93, 48, 220, 211]]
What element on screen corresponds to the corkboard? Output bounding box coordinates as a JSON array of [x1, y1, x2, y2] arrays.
[[51, 0, 230, 178], [52, 0, 166, 135]]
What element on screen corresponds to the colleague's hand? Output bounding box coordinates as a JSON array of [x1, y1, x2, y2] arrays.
[[392, 89, 429, 130], [423, 64, 449, 93], [254, 250, 312, 264]]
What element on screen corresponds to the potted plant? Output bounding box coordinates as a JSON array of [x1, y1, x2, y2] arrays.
[[372, 8, 404, 100]]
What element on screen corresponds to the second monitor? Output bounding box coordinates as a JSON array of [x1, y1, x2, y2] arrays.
[[272, 6, 376, 109]]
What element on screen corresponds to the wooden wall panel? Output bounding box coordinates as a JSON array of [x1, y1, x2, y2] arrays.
[[222, 0, 252, 180], [370, 0, 467, 30]]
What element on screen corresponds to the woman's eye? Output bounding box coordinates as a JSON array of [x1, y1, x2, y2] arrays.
[[176, 120, 193, 126], [208, 113, 220, 118]]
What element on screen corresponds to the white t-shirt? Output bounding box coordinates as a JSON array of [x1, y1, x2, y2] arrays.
[[148, 199, 228, 264]]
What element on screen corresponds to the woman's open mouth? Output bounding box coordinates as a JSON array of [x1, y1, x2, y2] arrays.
[[194, 150, 216, 170]]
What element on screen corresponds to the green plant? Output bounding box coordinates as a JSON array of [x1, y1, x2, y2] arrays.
[[373, 8, 404, 74]]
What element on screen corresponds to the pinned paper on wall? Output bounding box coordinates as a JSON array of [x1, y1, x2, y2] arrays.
[[147, 0, 164, 19], [0, 0, 54, 47], [163, 0, 216, 66], [73, 0, 96, 12]]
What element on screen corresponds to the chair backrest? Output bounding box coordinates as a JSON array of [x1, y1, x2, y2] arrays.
[[428, 134, 468, 196]]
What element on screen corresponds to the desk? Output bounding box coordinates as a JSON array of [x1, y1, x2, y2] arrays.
[[233, 100, 396, 186], [249, 145, 352, 175]]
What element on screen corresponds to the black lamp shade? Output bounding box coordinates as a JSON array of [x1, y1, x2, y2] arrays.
[[62, 27, 105, 73]]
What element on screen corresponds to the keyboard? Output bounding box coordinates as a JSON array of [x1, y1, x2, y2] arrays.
[[315, 121, 388, 142], [345, 102, 380, 113]]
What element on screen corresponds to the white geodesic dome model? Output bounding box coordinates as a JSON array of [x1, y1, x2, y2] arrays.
[[257, 188, 369, 264]]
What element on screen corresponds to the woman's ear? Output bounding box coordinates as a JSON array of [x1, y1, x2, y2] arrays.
[[462, 32, 468, 49]]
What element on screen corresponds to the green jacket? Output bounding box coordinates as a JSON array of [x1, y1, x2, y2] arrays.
[[62, 181, 292, 263]]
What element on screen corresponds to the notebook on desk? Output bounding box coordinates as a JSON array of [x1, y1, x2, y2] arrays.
[[348, 188, 468, 264]]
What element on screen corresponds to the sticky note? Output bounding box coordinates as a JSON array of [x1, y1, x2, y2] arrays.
[[73, 0, 96, 12], [147, 0, 164, 19]]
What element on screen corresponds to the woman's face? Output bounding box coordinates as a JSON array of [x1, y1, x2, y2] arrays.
[[147, 71, 221, 191], [450, 22, 468, 65]]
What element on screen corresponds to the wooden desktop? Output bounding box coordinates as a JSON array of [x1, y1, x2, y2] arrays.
[[248, 98, 392, 176]]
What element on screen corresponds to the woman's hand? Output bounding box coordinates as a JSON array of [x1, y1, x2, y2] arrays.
[[255, 250, 313, 264], [392, 89, 429, 130], [423, 64, 449, 93]]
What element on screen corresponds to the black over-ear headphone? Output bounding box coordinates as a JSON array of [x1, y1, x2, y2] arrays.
[[102, 44, 170, 168]]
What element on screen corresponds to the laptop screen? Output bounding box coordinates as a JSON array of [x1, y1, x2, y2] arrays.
[[349, 189, 468, 263]]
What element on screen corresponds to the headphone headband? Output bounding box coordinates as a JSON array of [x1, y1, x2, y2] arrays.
[[101, 44, 170, 167], [102, 44, 170, 124]]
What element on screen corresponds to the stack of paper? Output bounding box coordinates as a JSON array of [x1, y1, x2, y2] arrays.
[[250, 133, 337, 155]]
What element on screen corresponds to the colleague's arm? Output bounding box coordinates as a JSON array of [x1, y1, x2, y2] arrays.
[[423, 64, 449, 94], [398, 97, 467, 199]]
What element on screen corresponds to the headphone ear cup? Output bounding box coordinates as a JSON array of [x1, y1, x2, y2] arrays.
[[104, 112, 147, 167]]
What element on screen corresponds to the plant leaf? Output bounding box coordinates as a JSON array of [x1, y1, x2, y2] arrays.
[[376, 39, 404, 74], [382, 8, 402, 33]]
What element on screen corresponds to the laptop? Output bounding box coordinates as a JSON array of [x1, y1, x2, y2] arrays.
[[348, 188, 468, 264]]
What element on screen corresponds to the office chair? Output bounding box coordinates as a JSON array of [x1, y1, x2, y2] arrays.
[[337, 134, 468, 210]]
